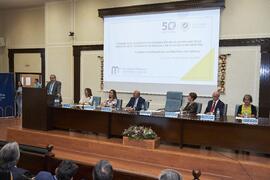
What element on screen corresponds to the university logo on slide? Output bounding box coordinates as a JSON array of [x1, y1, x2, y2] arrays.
[[111, 66, 120, 75], [181, 22, 190, 32]]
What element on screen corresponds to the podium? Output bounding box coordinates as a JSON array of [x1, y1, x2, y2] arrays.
[[22, 88, 51, 131]]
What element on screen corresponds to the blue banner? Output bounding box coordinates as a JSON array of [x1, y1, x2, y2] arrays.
[[0, 73, 15, 117]]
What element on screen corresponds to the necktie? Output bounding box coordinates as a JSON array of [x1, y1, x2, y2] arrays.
[[210, 101, 216, 112], [49, 82, 55, 95], [133, 98, 138, 108]]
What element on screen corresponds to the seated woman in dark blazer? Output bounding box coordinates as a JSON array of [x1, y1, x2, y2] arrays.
[[237, 94, 257, 118], [182, 92, 198, 114]]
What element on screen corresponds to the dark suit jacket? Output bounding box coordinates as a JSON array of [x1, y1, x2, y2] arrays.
[[205, 100, 225, 116], [237, 104, 257, 117], [126, 97, 145, 111], [183, 102, 198, 114], [35, 171, 56, 180], [10, 166, 31, 180], [46, 80, 61, 96]]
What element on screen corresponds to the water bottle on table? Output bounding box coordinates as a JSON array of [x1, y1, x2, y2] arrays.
[[141, 102, 145, 111], [216, 108, 220, 119]]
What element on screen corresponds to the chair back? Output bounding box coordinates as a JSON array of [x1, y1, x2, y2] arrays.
[[116, 99, 123, 110], [165, 91, 183, 112], [144, 101, 150, 110], [196, 103, 202, 114], [235, 104, 240, 116], [92, 96, 101, 106], [223, 104, 228, 116]]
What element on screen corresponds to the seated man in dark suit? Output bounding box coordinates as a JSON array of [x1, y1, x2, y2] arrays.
[[0, 142, 32, 180], [205, 91, 225, 116], [125, 90, 145, 112]]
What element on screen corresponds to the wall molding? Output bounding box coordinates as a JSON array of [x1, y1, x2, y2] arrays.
[[98, 0, 225, 18], [220, 38, 270, 47]]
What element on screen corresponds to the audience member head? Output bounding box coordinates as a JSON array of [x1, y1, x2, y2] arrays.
[[0, 142, 20, 170], [34, 79, 39, 83], [109, 89, 117, 100], [55, 160, 78, 180], [92, 160, 113, 180], [159, 169, 183, 180], [243, 94, 253, 106], [84, 88, 92, 97], [133, 90, 141, 99], [188, 92, 197, 102], [212, 91, 220, 102], [50, 74, 56, 82]]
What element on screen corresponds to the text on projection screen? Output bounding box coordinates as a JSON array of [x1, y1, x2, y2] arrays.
[[103, 8, 220, 95]]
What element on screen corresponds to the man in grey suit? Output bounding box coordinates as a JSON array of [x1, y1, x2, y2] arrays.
[[46, 74, 62, 102]]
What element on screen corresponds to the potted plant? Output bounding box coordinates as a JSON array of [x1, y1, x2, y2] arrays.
[[122, 125, 160, 149]]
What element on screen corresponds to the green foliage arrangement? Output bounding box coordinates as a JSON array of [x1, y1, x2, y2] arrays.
[[122, 125, 157, 140]]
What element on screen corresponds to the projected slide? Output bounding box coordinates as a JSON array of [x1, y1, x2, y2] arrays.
[[104, 9, 220, 95]]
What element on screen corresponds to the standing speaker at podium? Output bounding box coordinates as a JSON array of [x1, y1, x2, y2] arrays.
[[46, 74, 62, 105]]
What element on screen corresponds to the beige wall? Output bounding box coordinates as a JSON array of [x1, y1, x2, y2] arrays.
[[0, 7, 45, 72], [221, 0, 270, 39], [0, 0, 269, 115], [0, 12, 3, 36], [3, 7, 44, 48], [45, 0, 74, 103]]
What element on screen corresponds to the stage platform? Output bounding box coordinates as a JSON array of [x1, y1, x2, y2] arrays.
[[5, 125, 270, 180]]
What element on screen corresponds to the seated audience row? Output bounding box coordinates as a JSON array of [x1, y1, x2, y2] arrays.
[[79, 88, 257, 117], [0, 142, 183, 180]]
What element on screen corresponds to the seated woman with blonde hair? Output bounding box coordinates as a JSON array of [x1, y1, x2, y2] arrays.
[[79, 88, 93, 105], [237, 94, 257, 118]]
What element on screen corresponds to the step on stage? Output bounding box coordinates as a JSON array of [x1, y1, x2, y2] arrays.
[[7, 127, 270, 180]]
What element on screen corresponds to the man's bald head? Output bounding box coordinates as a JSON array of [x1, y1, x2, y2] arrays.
[[212, 91, 220, 101], [133, 90, 141, 98]]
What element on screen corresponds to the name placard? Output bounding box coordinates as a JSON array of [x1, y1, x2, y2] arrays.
[[101, 107, 113, 112], [242, 118, 258, 125], [199, 114, 215, 121], [165, 112, 179, 118], [62, 104, 72, 109], [139, 110, 152, 116], [83, 105, 96, 111]]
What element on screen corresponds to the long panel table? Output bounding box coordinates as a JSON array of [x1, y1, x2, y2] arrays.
[[49, 106, 270, 154]]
